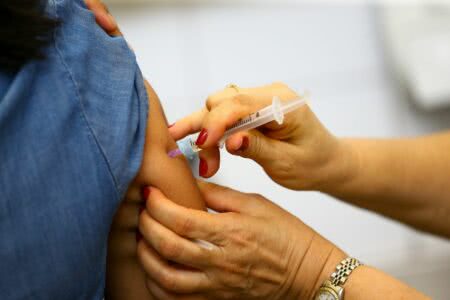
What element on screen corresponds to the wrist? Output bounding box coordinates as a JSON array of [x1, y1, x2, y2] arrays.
[[311, 247, 348, 299], [316, 138, 360, 195], [288, 234, 346, 300]]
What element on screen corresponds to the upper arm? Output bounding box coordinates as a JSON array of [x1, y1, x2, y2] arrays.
[[106, 81, 205, 300], [131, 81, 206, 210]]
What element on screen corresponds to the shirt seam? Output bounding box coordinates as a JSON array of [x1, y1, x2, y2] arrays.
[[51, 0, 121, 200]]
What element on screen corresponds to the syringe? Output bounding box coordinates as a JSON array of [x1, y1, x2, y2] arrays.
[[168, 94, 309, 160]]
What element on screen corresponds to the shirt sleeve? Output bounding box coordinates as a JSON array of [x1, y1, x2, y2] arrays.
[[51, 0, 149, 197]]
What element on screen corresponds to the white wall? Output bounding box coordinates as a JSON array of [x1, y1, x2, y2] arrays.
[[108, 2, 450, 298]]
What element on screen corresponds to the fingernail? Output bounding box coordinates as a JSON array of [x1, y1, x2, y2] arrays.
[[139, 206, 145, 214], [199, 158, 208, 177], [141, 187, 150, 201], [196, 129, 208, 146], [238, 136, 250, 152], [136, 231, 142, 243], [168, 123, 175, 128]]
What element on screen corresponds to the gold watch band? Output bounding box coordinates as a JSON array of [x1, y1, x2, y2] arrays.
[[330, 257, 363, 287], [314, 257, 363, 300]]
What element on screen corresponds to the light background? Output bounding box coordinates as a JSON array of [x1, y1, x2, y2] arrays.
[[106, 2, 450, 298]]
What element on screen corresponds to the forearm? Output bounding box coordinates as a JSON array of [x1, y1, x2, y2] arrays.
[[318, 261, 429, 300], [292, 235, 428, 299], [321, 132, 450, 237], [343, 265, 429, 300]]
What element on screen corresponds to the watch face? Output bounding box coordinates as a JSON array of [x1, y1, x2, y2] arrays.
[[316, 291, 338, 300]]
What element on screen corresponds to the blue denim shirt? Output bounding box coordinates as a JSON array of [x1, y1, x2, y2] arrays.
[[0, 0, 148, 299]]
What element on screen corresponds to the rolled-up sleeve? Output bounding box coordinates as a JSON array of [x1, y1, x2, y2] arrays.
[[53, 0, 149, 197]]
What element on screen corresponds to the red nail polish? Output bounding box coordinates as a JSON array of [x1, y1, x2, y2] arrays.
[[168, 123, 175, 128], [141, 187, 150, 200], [196, 129, 208, 146], [199, 158, 208, 177], [239, 137, 249, 152], [136, 231, 142, 243]]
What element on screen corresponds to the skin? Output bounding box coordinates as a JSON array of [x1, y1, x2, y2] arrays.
[[139, 183, 427, 300], [328, 136, 450, 238], [105, 82, 206, 300], [88, 4, 444, 299], [136, 82, 447, 299], [85, 1, 206, 299], [170, 83, 450, 237], [138, 182, 340, 299]]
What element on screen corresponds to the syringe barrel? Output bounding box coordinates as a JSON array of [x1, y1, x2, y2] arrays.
[[175, 96, 308, 159], [219, 97, 285, 144]]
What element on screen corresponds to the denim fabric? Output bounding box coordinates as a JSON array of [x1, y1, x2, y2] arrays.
[[0, 0, 148, 299]]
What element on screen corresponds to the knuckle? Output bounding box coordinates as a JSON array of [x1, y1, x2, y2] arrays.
[[246, 193, 267, 208], [247, 192, 264, 200], [222, 212, 241, 227], [174, 215, 194, 235], [138, 212, 148, 233], [246, 135, 261, 157], [145, 191, 156, 208], [158, 270, 178, 291], [231, 95, 243, 106], [136, 240, 146, 259], [271, 81, 288, 89], [206, 95, 219, 111], [145, 279, 155, 293], [145, 280, 172, 299], [276, 158, 297, 179], [199, 244, 214, 260], [138, 209, 153, 230], [209, 182, 230, 196], [222, 291, 237, 300], [158, 239, 182, 260], [233, 94, 252, 106]]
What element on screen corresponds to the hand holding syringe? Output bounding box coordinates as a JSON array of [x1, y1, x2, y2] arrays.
[[168, 94, 309, 161]]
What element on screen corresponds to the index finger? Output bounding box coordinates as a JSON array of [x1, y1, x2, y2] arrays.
[[85, 0, 122, 37], [198, 94, 262, 149], [169, 108, 208, 141], [146, 187, 222, 244], [168, 85, 256, 142]]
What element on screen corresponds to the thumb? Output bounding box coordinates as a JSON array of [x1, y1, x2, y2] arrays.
[[196, 180, 257, 215], [226, 129, 281, 168]]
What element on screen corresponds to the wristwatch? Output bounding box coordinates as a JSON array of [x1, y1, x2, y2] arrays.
[[314, 257, 362, 300]]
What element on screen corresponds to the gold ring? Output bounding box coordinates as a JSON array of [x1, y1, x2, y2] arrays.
[[226, 84, 240, 93]]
